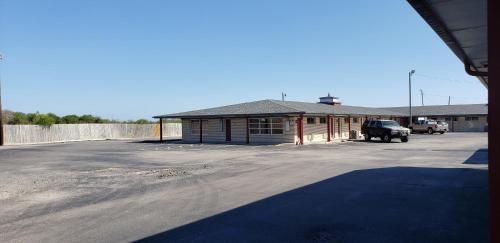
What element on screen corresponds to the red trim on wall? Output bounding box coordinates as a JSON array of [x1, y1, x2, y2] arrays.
[[332, 116, 335, 138], [296, 116, 304, 145]]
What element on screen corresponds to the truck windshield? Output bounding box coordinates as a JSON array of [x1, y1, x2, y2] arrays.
[[381, 121, 400, 127]]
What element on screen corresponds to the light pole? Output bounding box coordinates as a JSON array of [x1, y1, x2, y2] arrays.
[[409, 69, 415, 127], [0, 54, 3, 146], [420, 89, 424, 106]]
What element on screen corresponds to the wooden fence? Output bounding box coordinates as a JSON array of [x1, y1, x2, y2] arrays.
[[3, 123, 182, 145]]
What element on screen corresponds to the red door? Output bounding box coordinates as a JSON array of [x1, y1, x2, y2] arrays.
[[225, 119, 231, 141]]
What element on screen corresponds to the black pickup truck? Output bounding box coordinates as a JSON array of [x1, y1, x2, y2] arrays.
[[361, 119, 410, 143]]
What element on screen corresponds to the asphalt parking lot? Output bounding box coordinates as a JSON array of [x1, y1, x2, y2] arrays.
[[0, 133, 489, 243]]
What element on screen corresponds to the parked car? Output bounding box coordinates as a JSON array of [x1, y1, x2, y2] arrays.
[[409, 120, 447, 134], [361, 119, 410, 143], [437, 121, 449, 132]]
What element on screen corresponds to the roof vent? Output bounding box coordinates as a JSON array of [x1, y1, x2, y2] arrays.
[[318, 93, 341, 106]]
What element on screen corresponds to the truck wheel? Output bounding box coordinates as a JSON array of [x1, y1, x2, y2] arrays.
[[365, 134, 371, 141], [382, 133, 392, 143], [439, 131, 445, 134], [427, 128, 434, 134], [401, 136, 409, 142], [409, 127, 414, 134]]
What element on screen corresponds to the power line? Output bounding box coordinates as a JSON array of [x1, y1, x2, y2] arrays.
[[425, 92, 486, 100], [414, 73, 477, 85]]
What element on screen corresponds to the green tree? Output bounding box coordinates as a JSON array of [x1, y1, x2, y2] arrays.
[[61, 115, 80, 124], [29, 113, 56, 126], [79, 114, 98, 123], [47, 113, 61, 124], [37, 114, 56, 126], [135, 119, 152, 124], [9, 112, 29, 125]]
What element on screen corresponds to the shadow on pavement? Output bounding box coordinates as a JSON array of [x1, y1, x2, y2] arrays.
[[136, 167, 489, 243], [463, 149, 488, 164]]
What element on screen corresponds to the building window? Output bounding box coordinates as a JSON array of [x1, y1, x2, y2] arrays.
[[249, 118, 283, 135], [453, 117, 458, 121], [307, 117, 316, 124], [344, 117, 350, 123], [319, 117, 326, 124], [191, 120, 200, 134], [353, 118, 359, 123], [219, 119, 224, 132], [191, 120, 208, 135], [465, 116, 479, 121], [445, 117, 451, 121]]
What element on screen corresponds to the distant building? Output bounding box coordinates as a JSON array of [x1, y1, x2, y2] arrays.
[[154, 96, 487, 144], [384, 104, 488, 132]]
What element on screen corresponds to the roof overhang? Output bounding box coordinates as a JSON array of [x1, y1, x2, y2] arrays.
[[153, 112, 304, 119], [408, 0, 488, 88]]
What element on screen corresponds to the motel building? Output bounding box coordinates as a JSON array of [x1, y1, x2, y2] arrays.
[[154, 95, 488, 145]]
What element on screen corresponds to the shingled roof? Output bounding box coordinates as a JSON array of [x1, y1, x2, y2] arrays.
[[154, 99, 404, 118], [382, 104, 488, 117]]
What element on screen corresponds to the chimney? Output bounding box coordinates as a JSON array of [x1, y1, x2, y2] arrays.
[[318, 93, 341, 106]]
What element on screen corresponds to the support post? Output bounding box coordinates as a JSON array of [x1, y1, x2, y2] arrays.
[[338, 118, 341, 138], [297, 115, 304, 145], [332, 116, 335, 139], [0, 55, 3, 146], [348, 116, 351, 139], [159, 118, 163, 141], [489, 1, 499, 241], [327, 115, 331, 142]]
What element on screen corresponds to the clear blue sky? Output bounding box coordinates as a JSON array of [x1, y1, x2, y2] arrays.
[[0, 0, 488, 120]]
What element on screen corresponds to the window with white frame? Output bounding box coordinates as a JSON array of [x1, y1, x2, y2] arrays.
[[249, 118, 284, 135], [306, 117, 315, 124], [319, 117, 326, 124]]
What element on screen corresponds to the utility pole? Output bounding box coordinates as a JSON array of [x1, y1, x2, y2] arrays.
[[448, 96, 451, 105], [420, 89, 424, 106], [281, 92, 286, 101], [409, 70, 415, 126], [0, 54, 4, 146]]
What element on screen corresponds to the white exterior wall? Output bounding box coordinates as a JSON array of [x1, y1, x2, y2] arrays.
[[420, 115, 487, 132], [333, 117, 341, 139], [182, 117, 296, 144], [181, 119, 200, 143], [303, 117, 328, 144], [450, 116, 488, 132], [229, 118, 247, 143]]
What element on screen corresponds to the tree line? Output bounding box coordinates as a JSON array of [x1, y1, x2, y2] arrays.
[[2, 110, 157, 126]]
